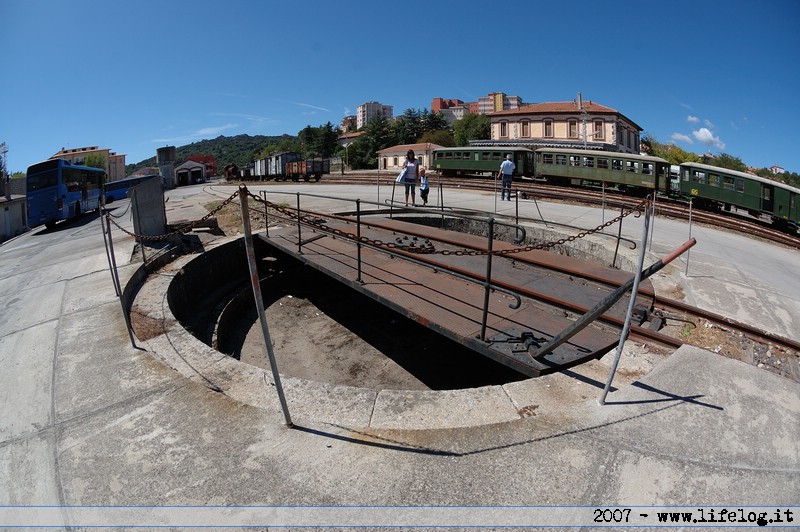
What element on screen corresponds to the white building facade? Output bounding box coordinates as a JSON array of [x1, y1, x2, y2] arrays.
[[357, 101, 393, 129]]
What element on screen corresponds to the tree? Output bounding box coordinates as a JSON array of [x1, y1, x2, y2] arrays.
[[454, 114, 490, 146], [393, 108, 421, 145], [85, 153, 106, 170], [350, 114, 396, 169], [711, 153, 748, 172], [641, 133, 700, 165], [419, 130, 454, 147], [419, 109, 450, 133]]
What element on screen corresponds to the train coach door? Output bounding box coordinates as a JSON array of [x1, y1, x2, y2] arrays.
[[762, 184, 774, 213]]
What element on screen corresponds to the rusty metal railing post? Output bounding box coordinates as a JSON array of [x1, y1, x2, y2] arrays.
[[685, 198, 693, 276], [390, 179, 396, 219], [239, 186, 293, 427], [296, 192, 302, 254], [261, 190, 269, 237], [479, 218, 495, 341], [612, 203, 625, 269], [438, 177, 445, 228], [600, 200, 652, 405], [101, 211, 121, 297], [103, 211, 137, 348], [356, 199, 363, 284], [131, 188, 147, 264]]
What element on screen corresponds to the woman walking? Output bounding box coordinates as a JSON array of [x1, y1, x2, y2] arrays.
[[402, 149, 419, 206]]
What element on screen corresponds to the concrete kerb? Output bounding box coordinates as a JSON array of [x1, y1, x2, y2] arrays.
[[125, 215, 675, 432]]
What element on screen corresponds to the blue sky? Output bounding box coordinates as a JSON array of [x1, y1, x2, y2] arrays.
[[2, 0, 799, 173]]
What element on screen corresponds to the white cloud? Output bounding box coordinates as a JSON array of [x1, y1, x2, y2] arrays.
[[692, 127, 726, 150], [276, 99, 330, 112], [153, 123, 238, 143], [671, 133, 693, 144], [704, 119, 715, 128], [687, 115, 700, 123]]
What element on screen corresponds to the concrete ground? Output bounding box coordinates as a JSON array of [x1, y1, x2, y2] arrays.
[[0, 180, 797, 529]]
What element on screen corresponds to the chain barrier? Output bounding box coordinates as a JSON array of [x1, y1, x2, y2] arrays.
[[245, 188, 650, 257], [107, 185, 649, 256], [106, 190, 241, 241]]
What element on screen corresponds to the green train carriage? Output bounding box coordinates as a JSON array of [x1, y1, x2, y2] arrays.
[[534, 148, 671, 194], [679, 162, 800, 229], [433, 147, 535, 178]]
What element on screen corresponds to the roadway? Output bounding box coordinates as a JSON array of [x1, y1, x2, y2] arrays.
[[0, 179, 797, 528]]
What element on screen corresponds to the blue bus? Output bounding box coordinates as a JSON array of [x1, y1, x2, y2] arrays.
[[26, 159, 105, 228], [103, 174, 160, 203]]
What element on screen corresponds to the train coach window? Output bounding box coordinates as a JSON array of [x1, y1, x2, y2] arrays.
[[597, 158, 609, 170], [492, 152, 502, 160], [709, 174, 720, 187], [691, 170, 707, 184], [556, 155, 567, 165], [543, 154, 553, 164], [569, 156, 580, 166], [736, 178, 745, 192], [584, 157, 594, 168], [641, 163, 652, 175], [723, 176, 735, 190], [612, 159, 622, 171], [626, 161, 638, 173]]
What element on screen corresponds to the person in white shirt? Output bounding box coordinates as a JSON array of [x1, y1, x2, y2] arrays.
[[402, 149, 419, 206], [498, 154, 515, 201]]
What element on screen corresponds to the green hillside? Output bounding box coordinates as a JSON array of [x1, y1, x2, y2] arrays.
[[125, 134, 295, 175]]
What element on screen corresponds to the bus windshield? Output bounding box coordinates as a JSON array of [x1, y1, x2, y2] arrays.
[[26, 159, 105, 228]]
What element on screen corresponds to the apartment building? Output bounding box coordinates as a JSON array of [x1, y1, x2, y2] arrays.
[[50, 146, 126, 181], [356, 102, 393, 129]]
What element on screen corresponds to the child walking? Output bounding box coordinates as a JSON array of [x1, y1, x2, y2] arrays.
[[419, 168, 429, 206]]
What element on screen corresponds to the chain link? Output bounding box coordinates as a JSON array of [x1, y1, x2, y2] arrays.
[[106, 190, 241, 241], [108, 185, 649, 255]]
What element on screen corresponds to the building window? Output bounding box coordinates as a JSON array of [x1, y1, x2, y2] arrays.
[[568, 120, 578, 139], [544, 119, 553, 138], [500, 122, 508, 137], [521, 120, 530, 138], [593, 120, 604, 140]]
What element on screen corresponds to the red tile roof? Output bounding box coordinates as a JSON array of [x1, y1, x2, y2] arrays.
[[490, 101, 618, 116]]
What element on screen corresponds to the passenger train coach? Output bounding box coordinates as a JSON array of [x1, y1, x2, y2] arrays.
[[432, 146, 800, 230]]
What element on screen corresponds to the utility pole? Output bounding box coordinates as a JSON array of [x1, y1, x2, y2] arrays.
[[0, 142, 9, 200]]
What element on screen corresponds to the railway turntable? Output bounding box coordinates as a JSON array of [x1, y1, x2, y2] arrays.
[[256, 215, 658, 378]]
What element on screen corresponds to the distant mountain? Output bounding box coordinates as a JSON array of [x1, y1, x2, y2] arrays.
[[125, 134, 295, 175]]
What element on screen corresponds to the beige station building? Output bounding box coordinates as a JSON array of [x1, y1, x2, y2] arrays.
[[485, 96, 643, 154]]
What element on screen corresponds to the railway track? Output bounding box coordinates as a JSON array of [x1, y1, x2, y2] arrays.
[[303, 171, 800, 250], [201, 180, 800, 383]]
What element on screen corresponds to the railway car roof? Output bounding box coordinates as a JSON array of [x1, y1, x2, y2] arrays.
[[682, 162, 800, 194], [534, 147, 668, 163], [433, 147, 533, 152]]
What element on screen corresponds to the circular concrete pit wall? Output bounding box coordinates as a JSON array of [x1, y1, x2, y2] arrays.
[[165, 236, 528, 391]]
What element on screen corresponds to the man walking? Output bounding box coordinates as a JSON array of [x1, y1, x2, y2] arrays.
[[498, 154, 515, 201]]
